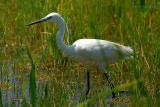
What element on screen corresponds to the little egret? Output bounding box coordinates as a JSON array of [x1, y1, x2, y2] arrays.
[[27, 12, 133, 98]]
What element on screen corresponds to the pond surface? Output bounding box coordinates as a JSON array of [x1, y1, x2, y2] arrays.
[[0, 60, 130, 106]]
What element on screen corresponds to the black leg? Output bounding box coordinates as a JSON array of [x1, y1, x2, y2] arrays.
[[103, 73, 116, 98], [86, 71, 90, 96]]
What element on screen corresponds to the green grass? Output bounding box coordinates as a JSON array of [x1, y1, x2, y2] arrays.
[[0, 0, 160, 106]]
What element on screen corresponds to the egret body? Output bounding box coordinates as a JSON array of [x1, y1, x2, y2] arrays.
[[27, 13, 133, 98]]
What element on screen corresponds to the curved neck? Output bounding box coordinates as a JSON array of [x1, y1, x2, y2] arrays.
[[56, 17, 71, 56], [56, 18, 65, 37]]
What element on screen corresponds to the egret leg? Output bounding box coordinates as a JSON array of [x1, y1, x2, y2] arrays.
[[86, 71, 90, 96], [103, 72, 116, 98], [97, 64, 116, 98]]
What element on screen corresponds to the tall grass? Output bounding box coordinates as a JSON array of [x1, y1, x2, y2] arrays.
[[0, 89, 2, 107], [27, 48, 36, 107], [0, 0, 160, 106]]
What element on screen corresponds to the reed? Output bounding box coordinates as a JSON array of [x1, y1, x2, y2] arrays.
[[0, 0, 159, 106]]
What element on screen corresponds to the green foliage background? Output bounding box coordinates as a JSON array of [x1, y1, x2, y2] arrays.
[[0, 0, 160, 106]]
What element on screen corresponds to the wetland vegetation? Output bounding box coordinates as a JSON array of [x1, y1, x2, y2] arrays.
[[0, 0, 160, 106]]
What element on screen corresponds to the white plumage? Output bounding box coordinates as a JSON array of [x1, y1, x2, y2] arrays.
[[72, 39, 133, 65], [27, 13, 133, 98]]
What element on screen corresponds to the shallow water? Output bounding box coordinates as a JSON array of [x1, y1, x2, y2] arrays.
[[0, 60, 130, 106]]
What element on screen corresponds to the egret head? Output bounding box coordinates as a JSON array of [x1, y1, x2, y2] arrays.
[[27, 13, 62, 26]]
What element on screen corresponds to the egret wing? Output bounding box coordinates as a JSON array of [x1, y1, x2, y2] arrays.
[[73, 39, 122, 64]]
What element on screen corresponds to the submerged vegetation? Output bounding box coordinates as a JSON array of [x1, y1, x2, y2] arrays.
[[0, 0, 160, 106]]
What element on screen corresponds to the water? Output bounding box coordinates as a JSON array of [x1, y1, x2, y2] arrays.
[[0, 61, 130, 106], [1, 60, 29, 106]]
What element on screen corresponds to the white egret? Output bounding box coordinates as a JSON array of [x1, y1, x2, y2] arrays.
[[27, 12, 133, 98]]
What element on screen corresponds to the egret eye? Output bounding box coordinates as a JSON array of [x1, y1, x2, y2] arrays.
[[47, 16, 52, 20]]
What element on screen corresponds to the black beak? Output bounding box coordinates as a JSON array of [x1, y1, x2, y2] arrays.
[[27, 18, 46, 26]]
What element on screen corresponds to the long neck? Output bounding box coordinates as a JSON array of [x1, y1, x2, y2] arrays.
[[56, 17, 72, 56]]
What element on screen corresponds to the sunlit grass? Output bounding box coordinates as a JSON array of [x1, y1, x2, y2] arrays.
[[0, 0, 160, 106]]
